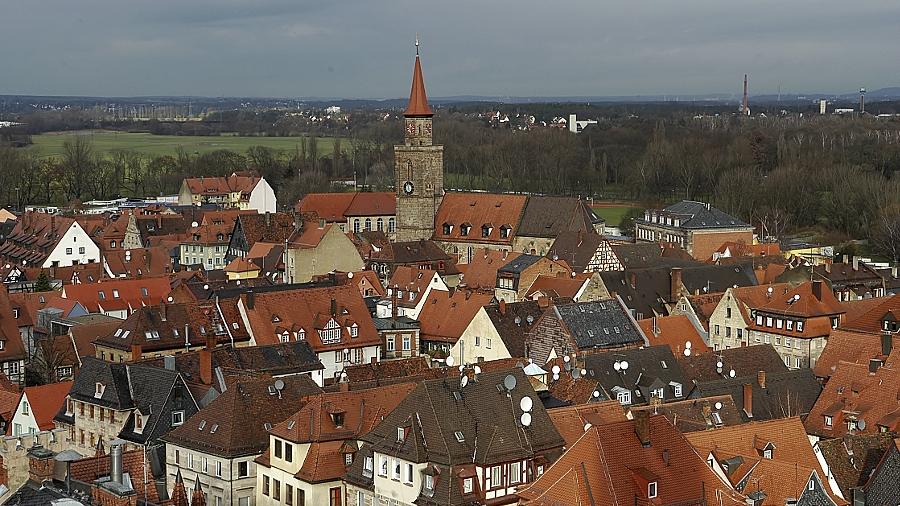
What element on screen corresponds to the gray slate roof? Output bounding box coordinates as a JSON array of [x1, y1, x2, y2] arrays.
[[582, 345, 688, 405], [516, 196, 601, 238], [498, 254, 543, 274], [555, 299, 646, 349], [659, 201, 750, 229]]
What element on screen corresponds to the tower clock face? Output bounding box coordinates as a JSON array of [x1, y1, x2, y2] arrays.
[[403, 181, 415, 195]]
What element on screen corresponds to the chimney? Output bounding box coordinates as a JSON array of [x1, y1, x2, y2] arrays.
[[265, 212, 271, 227], [109, 439, 125, 485], [757, 370, 766, 389], [391, 290, 398, 321], [330, 297, 337, 316], [742, 383, 753, 418], [164, 355, 176, 371], [852, 256, 860, 271], [628, 271, 637, 289], [246, 290, 255, 310], [811, 280, 823, 302], [537, 296, 550, 308], [825, 262, 831, 274], [27, 446, 55, 484], [131, 343, 142, 362], [651, 316, 659, 336], [842, 254, 849, 265], [882, 332, 893, 357], [868, 359, 882, 374], [160, 303, 167, 322], [670, 267, 683, 302], [200, 337, 215, 386], [340, 380, 350, 392], [633, 410, 651, 447], [499, 300, 507, 315]]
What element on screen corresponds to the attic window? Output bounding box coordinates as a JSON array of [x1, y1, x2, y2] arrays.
[[442, 223, 453, 235], [198, 420, 207, 431], [98, 291, 106, 300], [648, 482, 658, 499], [397, 427, 406, 442], [114, 329, 123, 338], [232, 322, 239, 330], [454, 431, 465, 443], [94, 382, 105, 398], [349, 323, 358, 338], [499, 226, 511, 239], [272, 314, 281, 323], [141, 287, 149, 296], [481, 225, 492, 238], [463, 477, 473, 494], [112, 289, 120, 299], [144, 331, 160, 340], [331, 412, 345, 427], [460, 224, 471, 236], [210, 424, 218, 434]]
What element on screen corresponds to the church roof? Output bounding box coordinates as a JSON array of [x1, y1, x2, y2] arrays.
[[404, 53, 433, 117]]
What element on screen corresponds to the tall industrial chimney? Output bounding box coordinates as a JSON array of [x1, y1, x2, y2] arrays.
[[859, 88, 866, 115], [741, 74, 750, 116]]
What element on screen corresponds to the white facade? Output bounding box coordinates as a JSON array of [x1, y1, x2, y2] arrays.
[[166, 443, 258, 506], [371, 452, 427, 506], [256, 435, 343, 506], [317, 345, 381, 383], [10, 392, 37, 436], [248, 180, 277, 214], [449, 308, 512, 366], [43, 221, 102, 268], [384, 273, 448, 320]]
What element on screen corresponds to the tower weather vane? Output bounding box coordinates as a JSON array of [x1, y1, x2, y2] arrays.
[[415, 33, 419, 55]]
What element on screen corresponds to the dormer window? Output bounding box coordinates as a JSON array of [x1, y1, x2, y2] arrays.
[[460, 224, 471, 236], [797, 321, 804, 332], [424, 474, 434, 491], [648, 482, 658, 499], [297, 329, 306, 341], [463, 477, 473, 494], [442, 223, 452, 235], [499, 226, 511, 239], [824, 415, 833, 427], [397, 427, 406, 442], [95, 382, 105, 398], [331, 412, 345, 427], [98, 291, 106, 301], [349, 323, 358, 338], [135, 412, 143, 431], [481, 225, 491, 238], [763, 449, 772, 459]]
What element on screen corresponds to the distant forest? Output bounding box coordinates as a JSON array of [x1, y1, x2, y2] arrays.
[[1, 102, 900, 261]]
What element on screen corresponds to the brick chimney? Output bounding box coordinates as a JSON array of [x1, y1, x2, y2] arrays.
[[131, 344, 142, 362], [499, 300, 507, 315], [811, 280, 823, 302], [170, 470, 189, 506], [742, 383, 753, 418], [628, 271, 637, 289], [391, 288, 398, 320], [27, 446, 56, 483], [200, 336, 215, 386], [633, 410, 651, 447], [330, 297, 337, 316], [757, 370, 766, 389], [537, 296, 550, 308], [670, 267, 683, 303]]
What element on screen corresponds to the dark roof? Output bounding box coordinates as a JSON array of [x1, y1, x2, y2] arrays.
[[234, 212, 297, 247], [655, 201, 750, 229], [610, 243, 698, 270], [498, 254, 542, 274], [372, 316, 420, 331], [583, 345, 688, 405], [693, 368, 822, 421], [3, 480, 72, 505], [629, 395, 745, 432], [861, 445, 900, 504], [61, 356, 136, 410], [546, 231, 605, 272], [361, 368, 565, 467], [678, 345, 789, 384], [554, 299, 646, 350], [161, 374, 322, 457], [484, 301, 546, 358], [516, 196, 600, 238], [141, 341, 324, 386], [816, 433, 896, 498], [371, 240, 453, 264]]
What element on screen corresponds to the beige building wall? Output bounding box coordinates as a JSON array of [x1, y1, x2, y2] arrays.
[[286, 227, 364, 283], [256, 436, 341, 506], [450, 308, 512, 365], [166, 442, 258, 506], [707, 288, 750, 351], [371, 451, 427, 506], [0, 429, 67, 495], [511, 236, 555, 256], [58, 399, 132, 454]]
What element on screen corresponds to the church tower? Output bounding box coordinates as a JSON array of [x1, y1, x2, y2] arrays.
[[395, 38, 444, 242]]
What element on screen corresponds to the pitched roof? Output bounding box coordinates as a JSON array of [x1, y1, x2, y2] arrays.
[[0, 285, 27, 362], [524, 274, 589, 300], [61, 276, 172, 313], [342, 357, 433, 384], [553, 298, 646, 350], [547, 401, 627, 445], [694, 368, 822, 421], [367, 239, 452, 265], [361, 368, 565, 466], [388, 266, 440, 309], [518, 415, 746, 506], [404, 53, 433, 117], [840, 294, 899, 334], [0, 211, 76, 267], [460, 248, 520, 289], [814, 328, 900, 379], [184, 175, 262, 196], [234, 212, 297, 246], [629, 395, 744, 433], [678, 344, 789, 384], [417, 289, 493, 343], [484, 301, 546, 358], [8, 290, 81, 328], [433, 192, 528, 245], [515, 197, 599, 239], [344, 192, 396, 217], [638, 315, 709, 356], [297, 193, 356, 222], [817, 433, 897, 498], [241, 283, 381, 350], [752, 280, 845, 318], [582, 345, 688, 404], [162, 374, 321, 457], [103, 246, 172, 278], [652, 201, 751, 229], [21, 380, 73, 431], [546, 231, 605, 272]]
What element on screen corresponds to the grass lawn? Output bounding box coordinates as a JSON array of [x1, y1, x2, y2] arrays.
[[28, 131, 343, 159], [592, 203, 641, 226]]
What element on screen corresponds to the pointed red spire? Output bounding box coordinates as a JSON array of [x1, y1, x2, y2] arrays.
[[170, 470, 189, 506], [404, 37, 433, 117], [191, 475, 207, 506]]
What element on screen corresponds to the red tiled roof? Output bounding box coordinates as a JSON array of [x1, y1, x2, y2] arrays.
[[8, 290, 79, 328], [814, 329, 900, 379], [297, 193, 357, 222], [344, 192, 396, 217], [184, 175, 262, 196], [70, 449, 163, 504], [417, 289, 493, 343], [241, 284, 381, 350], [461, 248, 520, 290], [525, 274, 588, 300], [638, 315, 710, 355], [21, 380, 73, 431], [518, 415, 746, 505], [0, 285, 27, 362], [547, 401, 627, 445], [433, 192, 527, 245], [61, 276, 172, 313], [225, 256, 260, 274], [841, 295, 899, 334], [103, 246, 172, 278], [754, 281, 845, 318]]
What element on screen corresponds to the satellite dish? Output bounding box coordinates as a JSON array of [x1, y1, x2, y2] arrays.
[[571, 272, 576, 278], [191, 221, 199, 228], [514, 316, 522, 325], [520, 412, 532, 427], [551, 365, 561, 375], [716, 361, 723, 369], [614, 362, 622, 371], [583, 423, 592, 431], [684, 348, 692, 357], [203, 284, 209, 290], [526, 315, 534, 325], [858, 419, 866, 430], [474, 365, 482, 375], [621, 361, 629, 371], [274, 379, 285, 391], [564, 355, 571, 363], [794, 294, 801, 301], [347, 271, 354, 279], [767, 287, 773, 294], [520, 396, 533, 412], [459, 365, 465, 372], [445, 356, 455, 367], [460, 375, 469, 388], [552, 373, 559, 381], [167, 296, 174, 302], [714, 401, 723, 410], [580, 369, 587, 376], [729, 369, 736, 378], [503, 374, 517, 391], [685, 341, 692, 349], [716, 367, 723, 374], [592, 390, 600, 398]]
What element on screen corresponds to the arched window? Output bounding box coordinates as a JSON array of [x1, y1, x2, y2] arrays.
[[364, 218, 372, 231], [353, 219, 360, 233], [377, 218, 384, 231], [388, 218, 395, 233]]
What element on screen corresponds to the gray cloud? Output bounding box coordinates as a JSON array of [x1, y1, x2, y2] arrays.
[[1, 0, 898, 97]]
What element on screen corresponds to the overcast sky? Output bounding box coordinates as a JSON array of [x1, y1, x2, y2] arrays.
[[2, 0, 898, 98]]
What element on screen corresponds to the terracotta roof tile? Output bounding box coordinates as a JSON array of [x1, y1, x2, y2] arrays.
[[638, 314, 710, 356], [417, 289, 493, 343], [19, 381, 72, 431], [814, 329, 900, 379], [841, 294, 899, 334], [547, 401, 626, 445], [433, 192, 527, 245], [404, 54, 433, 117], [184, 175, 262, 196], [296, 193, 356, 221], [460, 248, 520, 290], [61, 276, 172, 313]]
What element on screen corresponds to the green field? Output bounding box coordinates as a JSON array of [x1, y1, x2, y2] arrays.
[[28, 131, 343, 159], [592, 204, 641, 226]]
